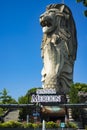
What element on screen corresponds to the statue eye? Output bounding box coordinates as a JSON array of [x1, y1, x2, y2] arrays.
[[50, 11, 55, 13], [49, 10, 55, 14]]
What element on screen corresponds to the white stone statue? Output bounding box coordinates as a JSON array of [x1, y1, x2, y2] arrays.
[[40, 4, 77, 94]]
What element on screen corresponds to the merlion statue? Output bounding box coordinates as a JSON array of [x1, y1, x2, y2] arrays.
[[40, 4, 77, 94]]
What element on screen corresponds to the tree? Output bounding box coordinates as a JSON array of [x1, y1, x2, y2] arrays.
[[0, 88, 17, 104], [69, 84, 80, 120], [69, 84, 79, 104], [69, 83, 87, 120], [76, 0, 87, 16], [18, 87, 39, 121], [0, 88, 11, 104]]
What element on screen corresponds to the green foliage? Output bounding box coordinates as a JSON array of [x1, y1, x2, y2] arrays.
[[85, 125, 87, 130], [76, 0, 83, 2], [0, 108, 4, 116], [24, 122, 42, 128], [46, 121, 58, 128], [18, 107, 32, 120], [18, 95, 30, 120], [0, 88, 17, 104], [84, 10, 87, 16], [26, 88, 39, 103], [0, 121, 23, 128], [69, 84, 79, 104], [76, 0, 87, 16], [18, 96, 28, 104], [17, 88, 38, 120], [0, 88, 11, 104], [69, 83, 87, 100], [69, 83, 87, 120], [76, 0, 87, 6], [18, 88, 38, 104], [27, 88, 37, 95], [83, 0, 87, 6], [18, 87, 41, 120], [23, 122, 33, 128], [0, 88, 17, 114], [74, 83, 87, 92], [66, 121, 78, 129], [0, 120, 78, 128], [32, 123, 39, 129]]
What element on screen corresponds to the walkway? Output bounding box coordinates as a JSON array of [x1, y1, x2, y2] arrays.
[[4, 109, 19, 122]]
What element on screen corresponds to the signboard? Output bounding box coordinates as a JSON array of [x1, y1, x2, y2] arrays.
[[31, 94, 61, 103], [36, 89, 56, 94], [33, 112, 40, 116], [60, 123, 65, 128], [31, 89, 66, 104]]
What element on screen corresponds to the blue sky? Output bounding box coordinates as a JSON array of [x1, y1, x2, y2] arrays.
[[0, 0, 87, 100]]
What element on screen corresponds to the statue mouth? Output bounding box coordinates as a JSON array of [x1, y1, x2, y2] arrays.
[[40, 16, 55, 33], [40, 20, 52, 27]]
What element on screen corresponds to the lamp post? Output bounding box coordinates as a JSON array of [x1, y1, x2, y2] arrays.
[[27, 92, 30, 123]]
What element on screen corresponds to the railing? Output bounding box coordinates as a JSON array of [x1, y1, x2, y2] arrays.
[[0, 128, 77, 130], [0, 103, 87, 108]]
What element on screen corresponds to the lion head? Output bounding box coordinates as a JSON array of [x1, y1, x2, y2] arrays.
[[40, 8, 58, 34], [40, 4, 77, 61], [40, 4, 72, 34]]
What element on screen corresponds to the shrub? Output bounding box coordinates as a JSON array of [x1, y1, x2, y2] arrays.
[[66, 121, 78, 129], [85, 125, 87, 130], [46, 121, 58, 128], [32, 123, 38, 129], [24, 122, 33, 128], [33, 122, 42, 129], [0, 120, 23, 128], [0, 120, 78, 129], [24, 122, 42, 128], [0, 108, 4, 116]]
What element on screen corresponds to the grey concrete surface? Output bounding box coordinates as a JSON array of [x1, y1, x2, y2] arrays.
[[4, 109, 19, 122]]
